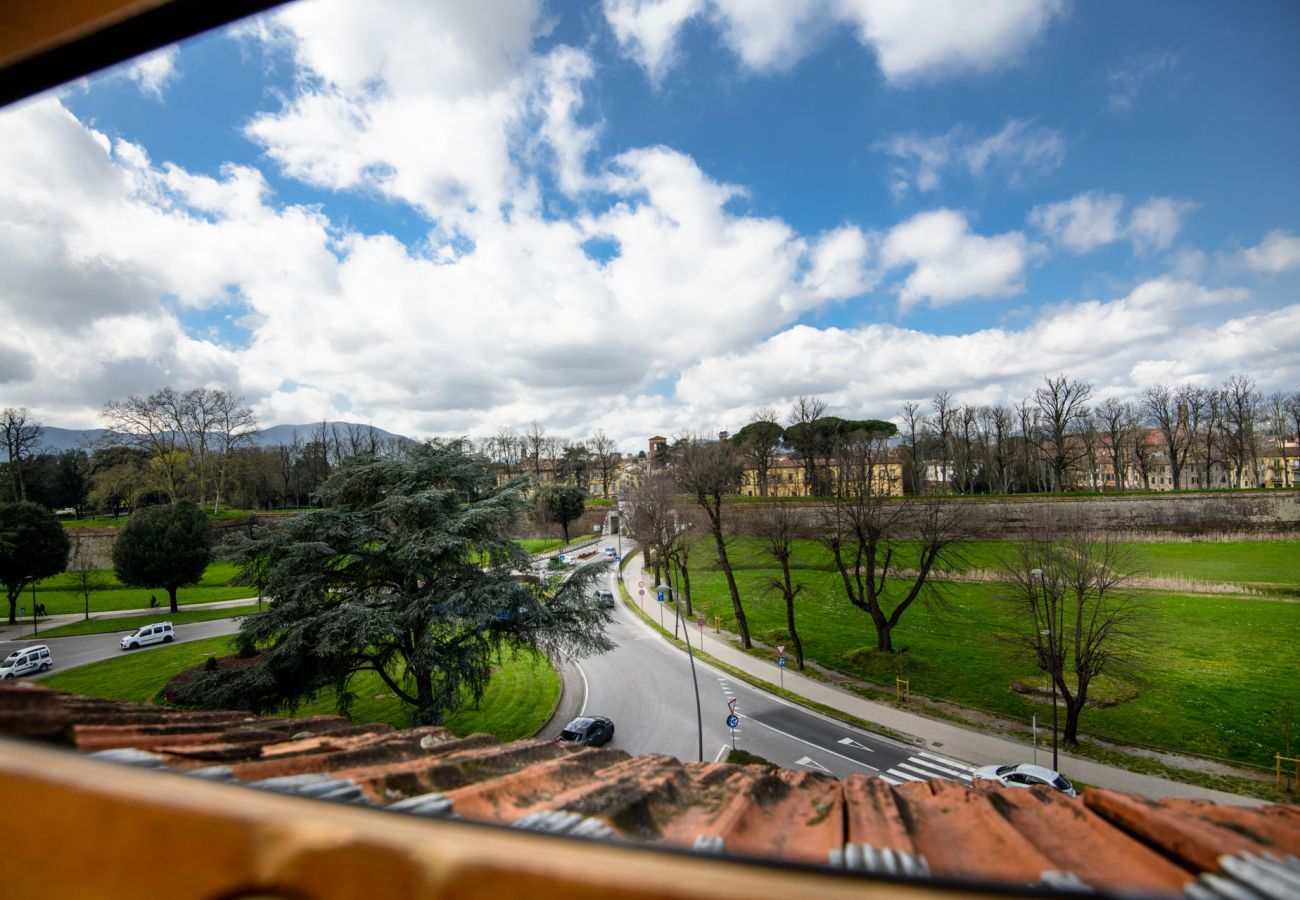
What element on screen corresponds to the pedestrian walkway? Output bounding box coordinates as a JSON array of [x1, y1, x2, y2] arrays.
[[0, 597, 256, 642], [879, 750, 977, 786], [617, 550, 1266, 807]]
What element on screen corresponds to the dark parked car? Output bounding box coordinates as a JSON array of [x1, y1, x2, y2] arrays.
[[595, 589, 615, 608], [556, 715, 615, 747]]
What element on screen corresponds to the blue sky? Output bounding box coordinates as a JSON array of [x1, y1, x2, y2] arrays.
[[2, 0, 1298, 448]]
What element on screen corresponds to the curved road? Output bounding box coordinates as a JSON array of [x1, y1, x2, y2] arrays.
[[567, 544, 975, 786], [3, 618, 243, 677]]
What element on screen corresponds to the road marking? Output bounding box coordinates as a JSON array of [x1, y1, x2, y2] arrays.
[[714, 744, 730, 762], [794, 756, 832, 773], [885, 768, 923, 782], [919, 750, 976, 772], [575, 660, 590, 717], [738, 715, 878, 772], [902, 758, 973, 781], [879, 774, 904, 786], [837, 737, 875, 752]]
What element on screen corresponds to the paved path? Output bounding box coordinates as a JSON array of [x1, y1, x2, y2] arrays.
[[619, 551, 1265, 806], [0, 597, 257, 643]]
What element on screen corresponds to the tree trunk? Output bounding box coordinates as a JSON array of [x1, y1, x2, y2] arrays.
[[561, 521, 569, 544], [780, 560, 804, 670], [711, 526, 750, 648], [1062, 698, 1083, 746], [7, 587, 17, 625], [875, 617, 894, 652], [679, 557, 693, 617], [167, 586, 179, 614]]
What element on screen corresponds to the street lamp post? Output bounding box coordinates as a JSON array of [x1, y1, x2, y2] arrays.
[[1030, 568, 1059, 771]]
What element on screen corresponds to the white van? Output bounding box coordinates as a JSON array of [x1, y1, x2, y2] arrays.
[[120, 622, 175, 650], [0, 645, 52, 679]]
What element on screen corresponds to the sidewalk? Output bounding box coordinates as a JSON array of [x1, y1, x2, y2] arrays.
[[618, 551, 1266, 807], [0, 597, 257, 642]]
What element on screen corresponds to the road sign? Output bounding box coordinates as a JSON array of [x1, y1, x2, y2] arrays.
[[657, 591, 664, 603], [697, 615, 705, 628], [776, 644, 785, 656], [637, 581, 644, 589], [777, 657, 787, 668], [726, 714, 739, 729], [727, 698, 737, 714]]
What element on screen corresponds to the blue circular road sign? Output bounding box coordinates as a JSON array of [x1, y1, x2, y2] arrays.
[[726, 714, 740, 729], [777, 657, 787, 668]]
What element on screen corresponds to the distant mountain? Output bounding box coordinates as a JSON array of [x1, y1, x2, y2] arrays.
[[31, 422, 415, 453]]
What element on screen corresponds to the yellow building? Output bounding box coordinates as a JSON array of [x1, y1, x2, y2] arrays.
[[738, 454, 904, 498]]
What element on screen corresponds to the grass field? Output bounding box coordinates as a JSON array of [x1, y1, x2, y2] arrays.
[[678, 535, 1299, 768], [29, 561, 254, 616], [43, 636, 560, 739], [61, 509, 253, 529], [36, 603, 261, 638]]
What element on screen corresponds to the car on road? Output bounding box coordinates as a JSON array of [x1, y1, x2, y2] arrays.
[[603, 546, 616, 557], [972, 763, 1077, 797], [555, 715, 615, 747], [120, 622, 175, 650], [594, 589, 615, 608], [0, 645, 52, 679]]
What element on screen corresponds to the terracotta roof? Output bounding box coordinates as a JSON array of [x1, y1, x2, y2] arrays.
[[2, 682, 1298, 897]]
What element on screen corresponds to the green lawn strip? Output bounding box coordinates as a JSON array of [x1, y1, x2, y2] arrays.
[[30, 561, 254, 616], [43, 636, 560, 740], [44, 635, 240, 704], [680, 555, 1298, 769], [37, 604, 261, 638], [61, 509, 253, 529], [517, 539, 563, 555]]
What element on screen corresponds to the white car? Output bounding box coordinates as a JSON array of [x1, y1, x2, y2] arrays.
[[972, 763, 1077, 797], [0, 645, 52, 679], [120, 622, 175, 650]]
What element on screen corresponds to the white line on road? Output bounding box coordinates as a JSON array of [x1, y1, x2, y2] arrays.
[[886, 769, 923, 782], [904, 758, 972, 780], [919, 750, 976, 772], [715, 744, 730, 762], [738, 715, 879, 772], [575, 660, 590, 717]]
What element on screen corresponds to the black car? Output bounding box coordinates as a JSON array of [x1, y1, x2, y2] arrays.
[[595, 590, 615, 608], [556, 715, 615, 747]]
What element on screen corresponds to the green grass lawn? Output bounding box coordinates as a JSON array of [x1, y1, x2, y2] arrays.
[[36, 603, 262, 638], [679, 535, 1299, 768], [43, 635, 560, 739], [61, 509, 253, 529], [30, 561, 255, 616], [516, 539, 563, 554]]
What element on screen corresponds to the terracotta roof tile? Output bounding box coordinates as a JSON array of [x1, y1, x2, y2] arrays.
[[3, 681, 1298, 895]]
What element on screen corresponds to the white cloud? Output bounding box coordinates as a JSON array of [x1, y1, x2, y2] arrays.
[[880, 209, 1037, 309], [1107, 51, 1178, 112], [1240, 230, 1300, 274], [673, 278, 1279, 418], [881, 118, 1064, 197], [123, 46, 180, 99], [1028, 191, 1124, 252], [604, 0, 1064, 84], [1030, 192, 1195, 255]]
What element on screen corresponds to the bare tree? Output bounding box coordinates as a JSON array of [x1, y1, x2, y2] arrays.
[[623, 470, 676, 590], [929, 391, 955, 492], [102, 389, 189, 502], [210, 391, 258, 513], [1, 407, 42, 502], [1033, 375, 1093, 491], [899, 401, 926, 495], [1222, 375, 1263, 488], [752, 500, 807, 669], [1141, 383, 1192, 490], [1001, 517, 1146, 746], [819, 429, 965, 652], [672, 433, 752, 648], [984, 406, 1015, 494], [589, 430, 621, 498], [1264, 392, 1296, 487], [786, 396, 828, 496], [1095, 399, 1130, 491]]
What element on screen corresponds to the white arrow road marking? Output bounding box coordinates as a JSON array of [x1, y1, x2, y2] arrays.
[[738, 716, 879, 772], [794, 756, 832, 773], [837, 737, 875, 752]]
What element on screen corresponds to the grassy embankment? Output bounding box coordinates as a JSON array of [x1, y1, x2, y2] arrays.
[[677, 537, 1299, 769], [43, 635, 560, 740]]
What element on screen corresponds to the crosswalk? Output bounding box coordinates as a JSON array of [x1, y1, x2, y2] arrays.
[[879, 751, 977, 786]]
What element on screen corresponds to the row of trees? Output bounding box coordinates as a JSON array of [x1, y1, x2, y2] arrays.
[[897, 375, 1300, 494], [478, 423, 623, 497], [2, 398, 410, 517]]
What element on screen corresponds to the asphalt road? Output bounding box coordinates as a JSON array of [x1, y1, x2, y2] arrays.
[[571, 546, 977, 786], [3, 618, 244, 677]]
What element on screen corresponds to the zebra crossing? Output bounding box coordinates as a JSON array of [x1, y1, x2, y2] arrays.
[[879, 750, 977, 786]]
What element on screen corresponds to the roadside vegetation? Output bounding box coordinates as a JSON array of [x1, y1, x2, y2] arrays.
[[42, 635, 560, 738], [36, 603, 261, 638], [29, 561, 252, 616], [677, 534, 1298, 769]]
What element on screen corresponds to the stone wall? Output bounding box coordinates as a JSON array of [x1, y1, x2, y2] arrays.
[[65, 513, 288, 570], [725, 491, 1300, 540]]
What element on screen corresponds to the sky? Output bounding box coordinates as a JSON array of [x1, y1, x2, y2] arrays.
[[2, 0, 1298, 451]]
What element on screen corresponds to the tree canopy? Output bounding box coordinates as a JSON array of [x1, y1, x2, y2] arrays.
[[538, 483, 586, 544], [111, 501, 212, 613], [0, 501, 69, 624], [172, 441, 614, 726]]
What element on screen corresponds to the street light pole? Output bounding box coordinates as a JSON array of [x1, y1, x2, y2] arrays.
[[1031, 567, 1058, 771]]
